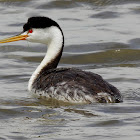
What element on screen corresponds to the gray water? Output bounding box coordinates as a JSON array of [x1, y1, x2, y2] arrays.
[[0, 0, 140, 139]]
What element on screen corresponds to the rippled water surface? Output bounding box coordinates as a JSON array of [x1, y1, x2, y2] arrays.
[[0, 0, 140, 139]]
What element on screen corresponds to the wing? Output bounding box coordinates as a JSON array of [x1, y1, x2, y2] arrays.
[[32, 68, 122, 103]]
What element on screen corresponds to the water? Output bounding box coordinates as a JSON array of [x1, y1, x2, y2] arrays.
[[0, 0, 140, 139]]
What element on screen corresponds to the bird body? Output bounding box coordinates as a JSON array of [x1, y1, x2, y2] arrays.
[[31, 67, 122, 103], [0, 16, 123, 103]]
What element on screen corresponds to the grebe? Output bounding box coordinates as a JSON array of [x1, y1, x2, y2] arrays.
[[0, 16, 123, 103]]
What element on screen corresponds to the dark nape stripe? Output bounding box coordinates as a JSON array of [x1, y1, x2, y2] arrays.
[[33, 41, 64, 89], [26, 17, 65, 85]]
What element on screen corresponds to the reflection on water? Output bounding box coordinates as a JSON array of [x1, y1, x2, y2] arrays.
[[0, 0, 140, 140]]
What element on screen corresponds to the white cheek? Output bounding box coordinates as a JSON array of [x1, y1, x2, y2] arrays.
[[26, 33, 38, 42], [27, 30, 50, 44]]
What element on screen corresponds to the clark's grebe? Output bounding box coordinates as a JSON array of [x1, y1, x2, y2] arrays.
[[0, 17, 123, 103]]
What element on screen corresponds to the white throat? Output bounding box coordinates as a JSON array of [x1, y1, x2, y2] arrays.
[[28, 26, 63, 91]]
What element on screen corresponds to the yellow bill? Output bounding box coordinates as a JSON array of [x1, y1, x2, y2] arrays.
[[0, 34, 28, 43]]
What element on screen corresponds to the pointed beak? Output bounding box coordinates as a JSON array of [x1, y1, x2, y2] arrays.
[[0, 34, 28, 43]]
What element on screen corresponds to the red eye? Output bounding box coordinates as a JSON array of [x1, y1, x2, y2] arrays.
[[28, 29, 33, 33]]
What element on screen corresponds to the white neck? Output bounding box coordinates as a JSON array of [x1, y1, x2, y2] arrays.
[[28, 26, 63, 91]]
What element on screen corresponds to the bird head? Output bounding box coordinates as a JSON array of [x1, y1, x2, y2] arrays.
[[0, 17, 62, 45]]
